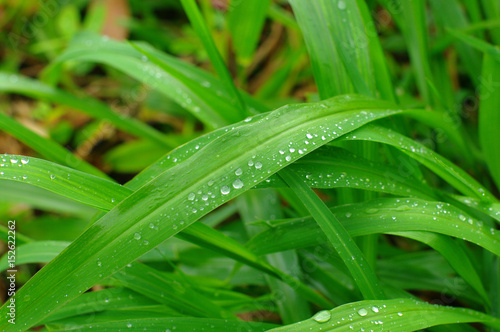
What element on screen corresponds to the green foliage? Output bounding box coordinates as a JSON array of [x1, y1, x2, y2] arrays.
[[0, 1, 499, 331]]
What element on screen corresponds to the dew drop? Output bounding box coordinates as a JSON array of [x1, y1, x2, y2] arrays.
[[371, 306, 379, 313], [255, 162, 263, 169], [188, 193, 195, 201], [358, 308, 368, 316], [365, 208, 378, 214], [313, 310, 331, 323], [10, 158, 18, 164], [149, 223, 155, 229], [338, 1, 346, 10], [221, 185, 231, 195], [143, 240, 149, 245], [232, 179, 244, 189], [202, 194, 208, 201], [285, 155, 292, 162], [248, 160, 254, 167], [235, 168, 243, 176], [397, 312, 403, 316], [21, 157, 29, 165], [50, 174, 56, 180], [134, 233, 141, 240], [127, 323, 132, 328]]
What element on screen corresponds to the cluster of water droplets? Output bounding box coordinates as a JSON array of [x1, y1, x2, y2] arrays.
[[310, 305, 400, 329]]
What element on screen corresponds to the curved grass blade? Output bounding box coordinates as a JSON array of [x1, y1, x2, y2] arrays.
[[42, 32, 254, 128], [0, 181, 97, 218], [389, 231, 489, 305], [0, 241, 69, 273], [267, 298, 500, 331], [41, 287, 175, 324], [0, 95, 406, 331], [0, 154, 128, 210], [341, 124, 496, 201], [247, 197, 500, 256], [258, 146, 437, 199], [46, 313, 276, 331], [0, 155, 328, 308], [113, 262, 232, 319], [0, 73, 170, 148], [279, 168, 385, 300], [0, 114, 108, 179]]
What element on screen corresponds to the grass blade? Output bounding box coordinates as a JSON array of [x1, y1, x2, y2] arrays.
[[247, 197, 500, 257], [279, 167, 385, 300], [0, 114, 108, 179], [267, 298, 500, 331], [227, 0, 272, 66], [0, 73, 170, 148], [1, 95, 406, 330], [0, 241, 70, 273], [180, 0, 247, 117]]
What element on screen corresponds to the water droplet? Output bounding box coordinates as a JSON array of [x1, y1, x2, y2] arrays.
[[235, 168, 243, 176], [127, 323, 132, 328], [365, 208, 378, 214], [338, 1, 346, 9], [21, 157, 29, 165], [285, 155, 292, 162], [10, 158, 18, 164], [371, 306, 379, 313], [143, 240, 149, 245], [397, 312, 403, 316], [134, 233, 141, 240], [97, 261, 102, 267], [313, 310, 331, 323], [255, 162, 263, 169], [233, 179, 244, 189], [208, 180, 214, 186], [188, 193, 195, 201], [290, 148, 295, 153], [149, 223, 155, 229], [202, 194, 208, 201], [50, 174, 56, 180], [345, 212, 352, 218], [358, 308, 368, 316], [221, 185, 230, 195], [173, 224, 178, 230], [306, 133, 313, 139], [248, 160, 254, 166]]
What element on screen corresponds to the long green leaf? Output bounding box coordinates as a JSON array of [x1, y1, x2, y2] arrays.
[[268, 298, 500, 331], [279, 168, 385, 300], [0, 73, 170, 148], [0, 114, 107, 179], [341, 124, 496, 201], [0, 241, 70, 273], [247, 197, 500, 257], [180, 0, 247, 117], [0, 95, 406, 331], [227, 0, 272, 66]]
